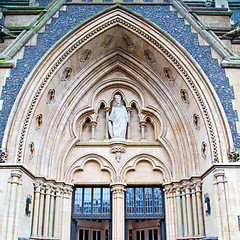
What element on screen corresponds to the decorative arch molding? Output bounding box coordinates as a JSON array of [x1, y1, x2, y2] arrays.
[[120, 153, 173, 183], [64, 154, 116, 183], [1, 5, 232, 181]]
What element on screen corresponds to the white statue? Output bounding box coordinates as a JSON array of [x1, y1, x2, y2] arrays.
[[108, 95, 130, 140]]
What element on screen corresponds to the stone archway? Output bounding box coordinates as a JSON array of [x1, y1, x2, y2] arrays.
[[1, 5, 233, 240]]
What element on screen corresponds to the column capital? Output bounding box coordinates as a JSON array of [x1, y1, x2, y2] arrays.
[[104, 106, 111, 112], [110, 182, 127, 194], [213, 169, 225, 182]]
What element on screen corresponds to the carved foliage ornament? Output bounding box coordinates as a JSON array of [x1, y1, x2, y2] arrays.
[[47, 89, 55, 104], [164, 67, 174, 81], [0, 149, 7, 163], [61, 67, 72, 81], [36, 114, 43, 130], [122, 35, 135, 48], [80, 49, 92, 63], [144, 49, 156, 63], [101, 34, 113, 48], [180, 89, 189, 103]]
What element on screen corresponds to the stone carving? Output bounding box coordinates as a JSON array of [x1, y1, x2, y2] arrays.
[[223, 22, 240, 40], [228, 148, 240, 162], [80, 49, 92, 62], [36, 114, 42, 130], [0, 149, 7, 163], [47, 89, 55, 104], [29, 142, 34, 160], [122, 35, 134, 48], [164, 67, 174, 81], [101, 34, 113, 48], [108, 95, 130, 140], [0, 24, 15, 43], [61, 67, 72, 81], [144, 49, 156, 63], [180, 89, 189, 103], [193, 114, 200, 130], [201, 142, 207, 159], [111, 147, 126, 162]]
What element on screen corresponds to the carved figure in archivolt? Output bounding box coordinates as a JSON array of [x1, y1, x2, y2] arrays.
[[108, 95, 129, 140]]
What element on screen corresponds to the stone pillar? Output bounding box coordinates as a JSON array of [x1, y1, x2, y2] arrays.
[[196, 181, 205, 236], [37, 184, 45, 236], [164, 185, 171, 239], [43, 183, 51, 236], [6, 170, 22, 240], [214, 169, 230, 240], [48, 185, 55, 236], [186, 184, 193, 237], [191, 184, 199, 236], [60, 187, 68, 239], [65, 186, 73, 240], [104, 107, 111, 140], [54, 185, 62, 238], [90, 121, 97, 141], [181, 186, 188, 236], [169, 188, 176, 240], [110, 182, 127, 240], [32, 181, 41, 236], [139, 121, 146, 141], [175, 186, 183, 237], [126, 107, 132, 140]]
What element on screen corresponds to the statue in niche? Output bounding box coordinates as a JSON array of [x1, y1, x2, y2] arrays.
[[108, 94, 129, 140]]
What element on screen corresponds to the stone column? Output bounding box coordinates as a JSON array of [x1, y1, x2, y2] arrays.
[[32, 181, 41, 236], [191, 184, 199, 236], [195, 181, 204, 236], [186, 184, 193, 237], [163, 185, 171, 239], [6, 170, 22, 240], [139, 121, 146, 141], [126, 107, 132, 140], [54, 185, 62, 238], [213, 169, 230, 240], [181, 186, 188, 236], [110, 182, 127, 240], [104, 107, 111, 140], [175, 186, 183, 237], [169, 188, 176, 240], [43, 183, 51, 236], [38, 184, 45, 236], [90, 121, 97, 141], [60, 187, 68, 239], [66, 186, 73, 240], [48, 185, 55, 236]]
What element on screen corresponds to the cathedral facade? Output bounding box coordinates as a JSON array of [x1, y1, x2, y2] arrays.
[[0, 0, 239, 239]]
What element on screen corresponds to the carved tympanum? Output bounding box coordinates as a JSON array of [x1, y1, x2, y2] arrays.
[[193, 114, 200, 130], [180, 89, 189, 103], [61, 67, 72, 81], [122, 35, 135, 48], [80, 49, 92, 62], [144, 49, 156, 63], [47, 89, 55, 104], [164, 67, 174, 81], [101, 34, 113, 48]]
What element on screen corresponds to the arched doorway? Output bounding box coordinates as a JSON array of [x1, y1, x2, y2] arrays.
[[1, 5, 232, 240]]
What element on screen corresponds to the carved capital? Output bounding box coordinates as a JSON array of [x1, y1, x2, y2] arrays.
[[111, 146, 126, 162], [110, 182, 127, 195]]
